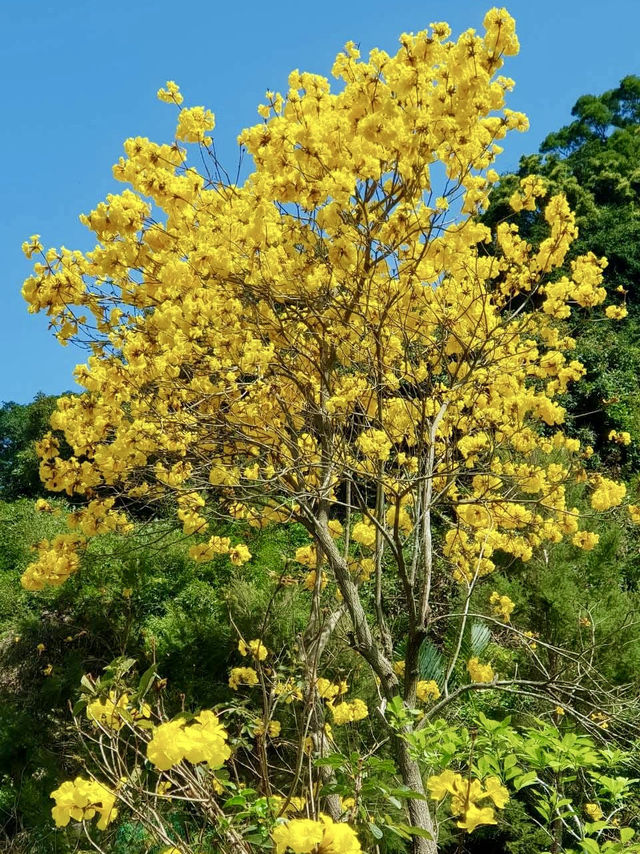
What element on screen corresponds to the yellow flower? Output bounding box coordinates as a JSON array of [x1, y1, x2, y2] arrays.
[[229, 543, 251, 565], [572, 530, 600, 550], [483, 776, 509, 809], [50, 777, 118, 830], [254, 719, 281, 738], [176, 106, 215, 144], [303, 569, 327, 591], [608, 429, 631, 445], [489, 591, 515, 622], [585, 802, 604, 820], [393, 660, 406, 677], [271, 816, 361, 854], [238, 638, 268, 660], [86, 691, 130, 730], [317, 814, 362, 853], [228, 666, 259, 690], [605, 304, 627, 320], [416, 680, 441, 702], [157, 80, 184, 105], [456, 803, 497, 833], [467, 657, 494, 683], [316, 677, 340, 700], [590, 476, 626, 511], [272, 818, 324, 853], [147, 711, 231, 771], [329, 699, 368, 725], [427, 769, 461, 801]]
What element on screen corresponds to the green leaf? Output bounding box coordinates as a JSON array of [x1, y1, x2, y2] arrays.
[[369, 823, 384, 840], [620, 827, 635, 843], [418, 640, 445, 686], [138, 664, 156, 696], [470, 620, 491, 657], [401, 826, 435, 840], [513, 771, 538, 790], [503, 754, 518, 771], [72, 698, 87, 716]]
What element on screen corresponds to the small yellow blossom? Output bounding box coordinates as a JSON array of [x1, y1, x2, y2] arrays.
[[416, 680, 441, 702], [489, 591, 515, 622], [329, 698, 368, 725], [238, 638, 268, 660], [229, 666, 259, 690], [605, 305, 627, 320], [467, 657, 494, 683], [585, 803, 604, 820], [157, 80, 184, 104]]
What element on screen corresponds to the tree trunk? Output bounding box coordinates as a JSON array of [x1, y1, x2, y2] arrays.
[[393, 732, 438, 854]]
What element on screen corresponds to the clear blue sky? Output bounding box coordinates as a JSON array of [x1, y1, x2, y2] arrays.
[[2, 0, 639, 404]]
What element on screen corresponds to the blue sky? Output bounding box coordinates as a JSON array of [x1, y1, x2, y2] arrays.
[[2, 0, 639, 404]]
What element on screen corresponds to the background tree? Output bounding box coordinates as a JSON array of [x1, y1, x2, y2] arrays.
[[483, 76, 640, 471], [0, 394, 64, 500]]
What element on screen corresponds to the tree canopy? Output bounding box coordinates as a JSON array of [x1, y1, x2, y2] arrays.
[[15, 12, 640, 854]]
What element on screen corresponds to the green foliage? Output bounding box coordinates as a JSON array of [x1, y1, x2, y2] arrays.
[[0, 497, 311, 852], [404, 714, 640, 854], [0, 394, 63, 500]]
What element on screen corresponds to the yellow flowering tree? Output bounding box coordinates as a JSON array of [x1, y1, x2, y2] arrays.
[[20, 8, 637, 853]]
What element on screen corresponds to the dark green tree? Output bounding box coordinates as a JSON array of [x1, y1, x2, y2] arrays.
[[0, 394, 63, 500], [484, 76, 640, 472]]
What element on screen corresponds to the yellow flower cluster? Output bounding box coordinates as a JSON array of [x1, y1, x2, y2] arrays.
[[269, 795, 306, 815], [146, 710, 231, 771], [254, 719, 281, 738], [427, 770, 509, 833], [68, 497, 133, 537], [489, 592, 515, 622], [608, 429, 631, 445], [175, 106, 215, 144], [238, 638, 268, 661], [590, 476, 626, 511], [329, 698, 368, 726], [86, 690, 151, 730], [51, 777, 117, 829], [315, 677, 348, 701], [228, 667, 259, 690], [20, 7, 626, 615], [274, 678, 304, 703], [416, 680, 441, 702], [467, 657, 494, 683], [271, 814, 361, 854], [157, 80, 183, 104], [351, 521, 376, 549], [628, 505, 640, 524], [572, 530, 600, 550], [509, 175, 547, 212], [585, 803, 604, 821], [21, 533, 85, 590], [605, 304, 628, 320]]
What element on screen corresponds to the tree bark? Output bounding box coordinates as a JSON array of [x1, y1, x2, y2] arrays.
[[393, 732, 438, 854]]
